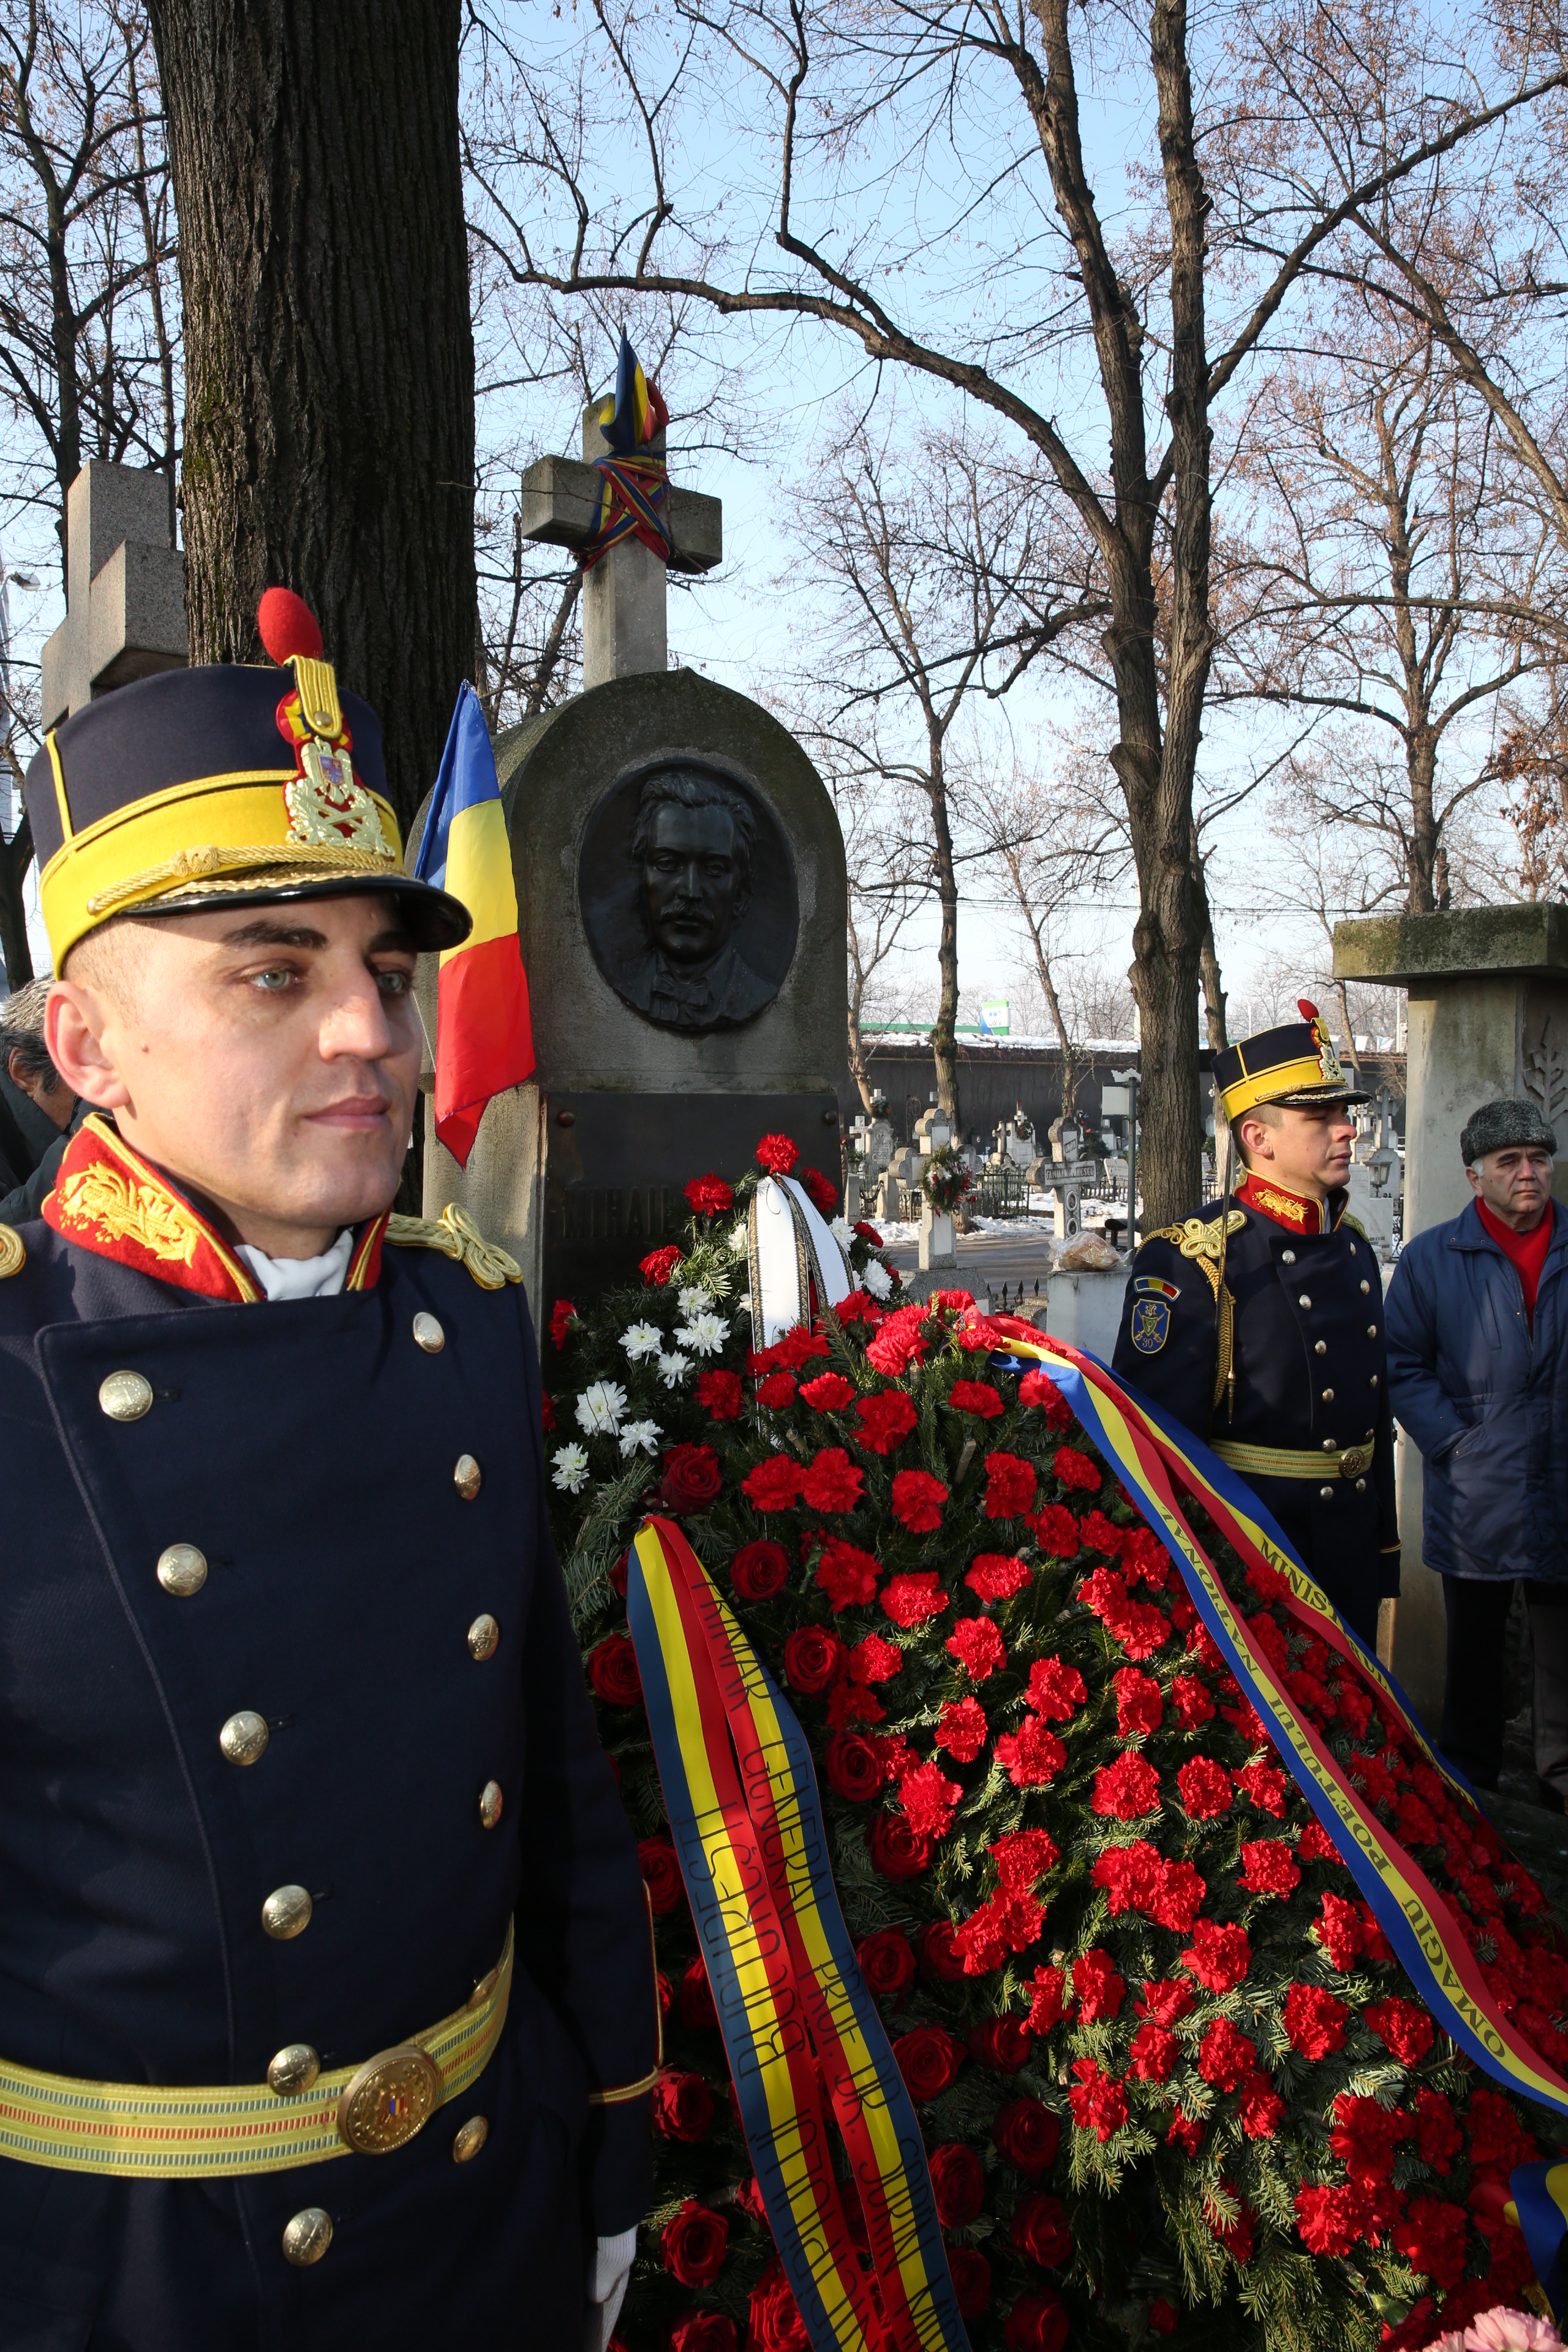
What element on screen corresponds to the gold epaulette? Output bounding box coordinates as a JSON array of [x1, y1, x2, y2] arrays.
[[1340, 1212, 1370, 1242], [385, 1204, 522, 1291], [0, 1226, 24, 1280], [1144, 1209, 1246, 1264]]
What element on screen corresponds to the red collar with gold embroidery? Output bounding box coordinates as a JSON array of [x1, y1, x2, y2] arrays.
[[1235, 1169, 1343, 1237], [42, 1115, 388, 1302]]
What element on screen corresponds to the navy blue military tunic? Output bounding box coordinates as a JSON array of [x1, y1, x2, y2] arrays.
[[0, 1172, 655, 2348], [1110, 1171, 1399, 1637]]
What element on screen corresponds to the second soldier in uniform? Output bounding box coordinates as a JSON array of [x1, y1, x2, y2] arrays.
[[1112, 1002, 1398, 1643]]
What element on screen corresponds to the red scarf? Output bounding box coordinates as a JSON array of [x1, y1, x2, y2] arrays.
[[1476, 1197, 1555, 1327]]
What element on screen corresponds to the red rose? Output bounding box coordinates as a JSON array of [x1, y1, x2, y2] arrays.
[[969, 2017, 1032, 2071], [1011, 2193, 1072, 2267], [1148, 2300, 1178, 2337], [549, 1298, 577, 1348], [993, 2097, 1060, 2175], [744, 1454, 805, 1512], [678, 1956, 717, 2030], [801, 1166, 838, 1215], [854, 1391, 919, 1455], [984, 1452, 1037, 1518], [588, 1634, 642, 1707], [921, 1919, 967, 1982], [755, 1372, 799, 1411], [856, 1926, 916, 1999], [638, 1837, 684, 1915], [731, 1539, 789, 1599], [948, 1379, 1005, 1419], [801, 1446, 864, 1512], [799, 1371, 854, 1411], [756, 1133, 801, 1175], [891, 1468, 948, 1531], [868, 1811, 932, 1880], [946, 2245, 991, 2320], [747, 2258, 810, 2352], [669, 2313, 739, 2352], [825, 1732, 883, 1802], [1050, 1445, 1099, 1493], [652, 2068, 715, 2141], [816, 1537, 880, 1610], [881, 1572, 949, 1626], [658, 1442, 723, 1515], [541, 1390, 556, 1431], [891, 2023, 965, 2101], [609, 1547, 630, 1599], [684, 1173, 734, 1217], [783, 1626, 843, 1694], [1005, 2288, 1069, 2352], [928, 2141, 985, 2226], [639, 1245, 684, 1286], [661, 2199, 730, 2285], [695, 1369, 743, 1420]]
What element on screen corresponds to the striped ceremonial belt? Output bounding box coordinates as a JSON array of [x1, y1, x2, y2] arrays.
[[0, 1923, 513, 2178], [1212, 1433, 1374, 1482]]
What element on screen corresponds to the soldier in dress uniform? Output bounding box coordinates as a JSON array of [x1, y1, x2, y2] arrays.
[[0, 595, 657, 2350], [1111, 1002, 1398, 1643]]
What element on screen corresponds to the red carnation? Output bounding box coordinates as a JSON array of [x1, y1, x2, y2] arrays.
[[891, 1468, 948, 1531], [899, 1758, 962, 1839], [867, 1811, 932, 1880], [1176, 1756, 1232, 1819], [1170, 1672, 1216, 1728], [1051, 1445, 1100, 1493], [1005, 2290, 1069, 2352], [995, 1717, 1068, 1787], [1316, 1890, 1365, 1970], [1283, 1982, 1349, 2057], [1365, 1997, 1435, 2064], [928, 2142, 986, 2228], [867, 1308, 928, 1378], [946, 1615, 1006, 1679], [639, 1836, 684, 1915], [946, 2247, 991, 2321], [1080, 1507, 1124, 1555], [1197, 2017, 1257, 2092], [661, 2199, 729, 2286], [846, 1631, 902, 1684], [1207, 2185, 1256, 2265], [652, 2068, 714, 2142], [966, 1551, 1031, 1599], [783, 1626, 843, 1694], [1091, 1752, 1159, 1818], [854, 1219, 884, 1245], [1234, 1760, 1287, 1815], [815, 1538, 880, 1611], [881, 1572, 949, 1626], [588, 1634, 642, 1708], [1410, 2086, 1461, 2172], [984, 1452, 1037, 1518], [1294, 2183, 1362, 2258], [1011, 2193, 1072, 2268], [549, 1297, 578, 1348], [1237, 1839, 1300, 1897], [1072, 1948, 1125, 2021], [1392, 2197, 1469, 2290], [1136, 1978, 1195, 2027], [695, 1368, 743, 1420], [1027, 1656, 1087, 1720], [743, 1453, 805, 1512], [949, 1379, 1005, 1419], [993, 2097, 1060, 2176], [1026, 1964, 1068, 2033], [1180, 1920, 1251, 1992], [1114, 1666, 1163, 1736], [969, 2017, 1033, 2072], [801, 1446, 864, 1513], [801, 1166, 838, 1215], [731, 1539, 790, 1600], [639, 1245, 684, 1286], [1129, 2021, 1177, 2082], [891, 2024, 965, 2101], [935, 1696, 989, 1761], [853, 1389, 918, 1454], [799, 1371, 854, 1412], [756, 1133, 800, 1174], [541, 1390, 556, 1431], [1066, 2057, 1126, 2141], [1018, 1369, 1071, 1425], [825, 1732, 884, 1803], [1330, 2092, 1409, 2184], [756, 1371, 798, 1410], [1028, 1503, 1080, 1558], [684, 1173, 734, 1218], [856, 1927, 916, 1999]]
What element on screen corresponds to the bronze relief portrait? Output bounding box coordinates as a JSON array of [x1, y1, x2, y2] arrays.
[[579, 763, 798, 1031]]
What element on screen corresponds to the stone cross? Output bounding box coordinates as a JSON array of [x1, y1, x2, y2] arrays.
[[517, 402, 722, 690], [40, 461, 187, 728]]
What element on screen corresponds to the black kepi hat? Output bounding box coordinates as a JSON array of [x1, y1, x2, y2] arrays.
[[1212, 999, 1369, 1120]]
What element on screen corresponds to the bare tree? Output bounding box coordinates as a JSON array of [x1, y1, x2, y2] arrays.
[[461, 0, 1562, 1223], [834, 775, 922, 1111]]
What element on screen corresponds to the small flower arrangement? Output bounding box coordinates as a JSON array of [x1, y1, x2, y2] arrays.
[[921, 1140, 973, 1216]]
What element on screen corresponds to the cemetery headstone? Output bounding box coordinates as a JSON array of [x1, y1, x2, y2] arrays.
[[40, 461, 187, 728]]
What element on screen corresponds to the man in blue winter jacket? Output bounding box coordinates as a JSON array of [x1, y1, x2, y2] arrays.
[[1385, 1097, 1568, 1804]]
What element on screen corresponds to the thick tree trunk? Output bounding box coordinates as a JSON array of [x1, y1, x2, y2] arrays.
[[927, 755, 962, 1133], [0, 812, 34, 990], [146, 0, 476, 836]]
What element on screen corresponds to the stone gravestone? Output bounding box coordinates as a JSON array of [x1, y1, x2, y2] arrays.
[[1335, 905, 1568, 1710], [415, 391, 847, 1325], [40, 460, 186, 726]]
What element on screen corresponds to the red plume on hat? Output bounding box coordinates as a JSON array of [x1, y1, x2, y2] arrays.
[[257, 587, 323, 665], [1297, 998, 1319, 1020]]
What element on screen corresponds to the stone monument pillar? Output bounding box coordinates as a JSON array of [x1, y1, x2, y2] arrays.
[[1335, 904, 1568, 1717], [40, 460, 187, 727]]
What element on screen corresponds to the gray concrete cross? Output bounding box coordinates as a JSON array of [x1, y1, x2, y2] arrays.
[[40, 461, 187, 729], [518, 403, 722, 690]]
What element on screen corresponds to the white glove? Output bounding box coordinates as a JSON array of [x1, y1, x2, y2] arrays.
[[584, 2226, 637, 2352]]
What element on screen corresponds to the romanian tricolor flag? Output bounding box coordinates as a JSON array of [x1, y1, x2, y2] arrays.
[[414, 683, 534, 1167]]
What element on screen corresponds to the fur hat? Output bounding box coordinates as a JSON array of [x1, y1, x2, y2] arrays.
[[1460, 1098, 1557, 1166]]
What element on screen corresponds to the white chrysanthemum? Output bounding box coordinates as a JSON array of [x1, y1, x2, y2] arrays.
[[656, 1351, 695, 1388], [728, 1222, 750, 1254], [829, 1216, 851, 1245], [677, 1283, 714, 1316], [618, 1418, 663, 1458], [739, 1291, 754, 1314], [551, 1442, 590, 1494], [574, 1380, 627, 1436], [864, 1259, 894, 1299], [674, 1311, 728, 1357], [620, 1321, 662, 1361]]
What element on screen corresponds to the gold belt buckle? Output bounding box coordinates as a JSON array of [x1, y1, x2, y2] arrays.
[[336, 2042, 443, 2155], [1338, 1445, 1370, 1480]]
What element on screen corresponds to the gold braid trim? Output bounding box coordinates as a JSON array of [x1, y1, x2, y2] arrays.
[[385, 1203, 523, 1291], [1145, 1210, 1247, 1264], [1213, 1284, 1235, 1417], [86, 840, 397, 916]]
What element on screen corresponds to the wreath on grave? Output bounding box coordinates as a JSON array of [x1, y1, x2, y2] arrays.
[[546, 1134, 1568, 2352], [922, 1144, 973, 1216]]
